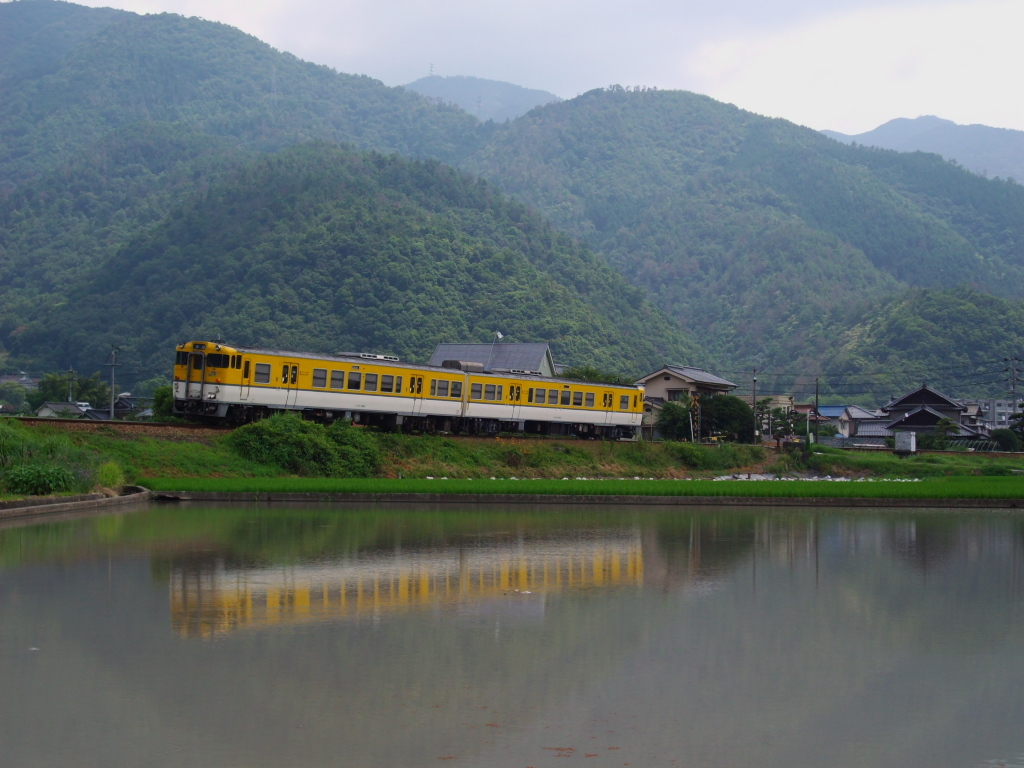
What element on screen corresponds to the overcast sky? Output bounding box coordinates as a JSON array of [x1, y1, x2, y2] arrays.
[[74, 0, 1023, 133]]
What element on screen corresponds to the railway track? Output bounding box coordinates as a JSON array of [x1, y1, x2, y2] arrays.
[[11, 417, 231, 437]]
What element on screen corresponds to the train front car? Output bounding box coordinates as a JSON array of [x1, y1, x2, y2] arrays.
[[172, 341, 244, 420]]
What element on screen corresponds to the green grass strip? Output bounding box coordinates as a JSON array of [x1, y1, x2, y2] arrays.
[[142, 476, 1024, 500]]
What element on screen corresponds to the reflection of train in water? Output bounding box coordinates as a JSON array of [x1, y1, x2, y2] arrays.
[[172, 340, 644, 437], [171, 534, 644, 638]]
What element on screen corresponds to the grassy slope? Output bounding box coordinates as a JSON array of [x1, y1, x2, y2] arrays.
[[30, 422, 1024, 494]]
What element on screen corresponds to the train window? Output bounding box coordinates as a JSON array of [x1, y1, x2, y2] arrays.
[[603, 393, 613, 408], [586, 393, 595, 407], [281, 364, 289, 383], [254, 363, 270, 383], [634, 396, 638, 408], [484, 384, 496, 400], [538, 388, 548, 404], [416, 378, 423, 395], [437, 380, 449, 397], [312, 369, 327, 388], [330, 370, 345, 389], [364, 373, 378, 392], [561, 390, 571, 406], [573, 391, 583, 407], [471, 383, 482, 399], [395, 376, 403, 394], [348, 372, 361, 390], [451, 381, 462, 398], [497, 386, 503, 400], [619, 395, 629, 410], [527, 388, 534, 403], [381, 375, 394, 393], [243, 360, 250, 379], [192, 356, 204, 370], [290, 366, 297, 385], [234, 355, 241, 369], [176, 351, 189, 366]]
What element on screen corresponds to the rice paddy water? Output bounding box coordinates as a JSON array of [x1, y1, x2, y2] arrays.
[[2, 501, 1023, 767]]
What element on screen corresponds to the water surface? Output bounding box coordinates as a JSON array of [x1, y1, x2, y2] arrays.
[[2, 503, 1023, 768]]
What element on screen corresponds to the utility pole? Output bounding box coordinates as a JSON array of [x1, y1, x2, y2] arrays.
[[752, 368, 758, 444], [1007, 356, 1020, 414], [106, 346, 120, 420], [814, 377, 820, 443], [66, 368, 76, 403]]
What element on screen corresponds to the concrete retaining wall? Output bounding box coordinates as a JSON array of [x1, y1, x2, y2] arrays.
[[0, 486, 151, 522], [152, 490, 1024, 509]]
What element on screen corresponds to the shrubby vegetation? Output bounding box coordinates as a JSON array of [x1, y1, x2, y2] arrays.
[[226, 414, 381, 478], [0, 419, 125, 496]]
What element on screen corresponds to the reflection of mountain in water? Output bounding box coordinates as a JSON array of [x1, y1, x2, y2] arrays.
[[171, 533, 644, 638]]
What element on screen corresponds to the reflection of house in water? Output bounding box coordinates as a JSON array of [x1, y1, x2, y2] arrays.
[[172, 533, 644, 638], [644, 516, 820, 591]]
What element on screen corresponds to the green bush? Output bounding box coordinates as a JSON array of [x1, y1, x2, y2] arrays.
[[227, 414, 339, 476], [991, 429, 1021, 452], [4, 464, 77, 496], [327, 421, 382, 477], [97, 461, 126, 490], [152, 385, 175, 421]]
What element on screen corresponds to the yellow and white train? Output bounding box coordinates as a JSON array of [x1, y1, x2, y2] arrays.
[[172, 340, 643, 438]]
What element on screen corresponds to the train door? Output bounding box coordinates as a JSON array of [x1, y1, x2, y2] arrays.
[[240, 358, 252, 400], [409, 375, 424, 416], [509, 383, 522, 422], [186, 352, 205, 401], [280, 361, 299, 408], [602, 391, 615, 426]]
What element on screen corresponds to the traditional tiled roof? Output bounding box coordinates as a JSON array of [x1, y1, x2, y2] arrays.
[[428, 343, 554, 375], [845, 405, 883, 420], [37, 402, 86, 416], [883, 385, 965, 413], [854, 421, 893, 437], [637, 366, 736, 389], [885, 405, 979, 435]]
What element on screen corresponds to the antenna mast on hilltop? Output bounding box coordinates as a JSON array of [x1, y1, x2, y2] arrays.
[[429, 62, 434, 77]]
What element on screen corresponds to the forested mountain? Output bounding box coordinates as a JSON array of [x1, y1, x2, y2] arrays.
[[0, 2, 484, 190], [824, 116, 1024, 184], [2, 142, 696, 375], [463, 88, 1024, 374], [3, 0, 1024, 402], [818, 287, 1024, 402], [403, 76, 561, 123]]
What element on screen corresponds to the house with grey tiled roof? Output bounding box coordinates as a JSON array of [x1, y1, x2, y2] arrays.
[[428, 343, 556, 377], [636, 365, 738, 437], [636, 365, 737, 401], [881, 385, 980, 436], [35, 402, 87, 418]]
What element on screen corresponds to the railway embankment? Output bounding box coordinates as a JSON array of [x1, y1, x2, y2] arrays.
[[6, 415, 1024, 513]]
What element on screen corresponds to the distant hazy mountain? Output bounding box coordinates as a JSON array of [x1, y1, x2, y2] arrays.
[[403, 75, 560, 123], [823, 116, 1024, 182]]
